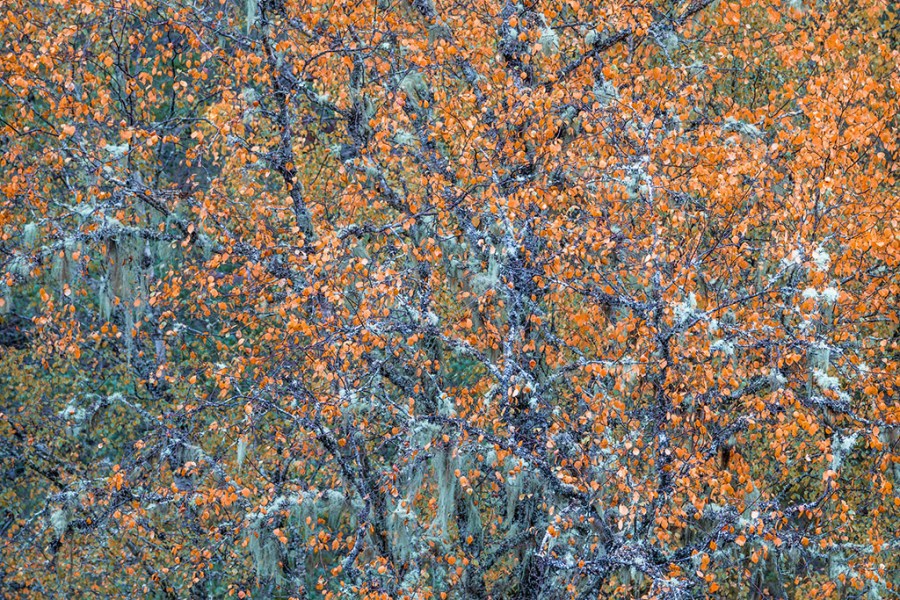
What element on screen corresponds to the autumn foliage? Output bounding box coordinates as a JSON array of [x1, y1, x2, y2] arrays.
[[1, 0, 899, 597]]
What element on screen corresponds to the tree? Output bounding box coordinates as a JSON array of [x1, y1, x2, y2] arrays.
[[1, 0, 899, 597]]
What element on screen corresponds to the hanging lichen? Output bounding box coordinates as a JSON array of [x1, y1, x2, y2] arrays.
[[387, 496, 418, 564], [48, 491, 79, 540], [244, 490, 358, 587], [97, 278, 112, 322], [50, 236, 78, 290], [237, 436, 248, 470], [0, 281, 10, 314], [49, 507, 71, 540], [107, 237, 123, 299], [124, 305, 135, 364], [505, 467, 523, 524], [22, 222, 38, 248], [431, 448, 457, 537]]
